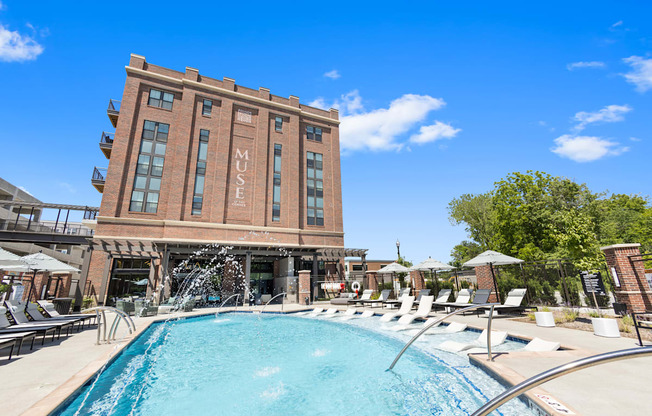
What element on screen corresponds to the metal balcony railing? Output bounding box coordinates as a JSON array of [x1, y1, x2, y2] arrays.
[[107, 99, 121, 128], [91, 167, 107, 193], [99, 132, 114, 159]]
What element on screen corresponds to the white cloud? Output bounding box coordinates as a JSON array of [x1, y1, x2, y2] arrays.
[[323, 69, 340, 80], [630, 137, 642, 142], [18, 186, 33, 196], [409, 121, 460, 144], [573, 104, 632, 131], [566, 61, 605, 71], [611, 20, 623, 29], [622, 56, 652, 92], [0, 24, 44, 62], [58, 182, 76, 193], [340, 93, 447, 151], [551, 135, 629, 162], [0, 1, 5, 11], [309, 90, 363, 114]]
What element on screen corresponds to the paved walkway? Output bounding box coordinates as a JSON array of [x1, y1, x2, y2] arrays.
[[2, 303, 650, 415]]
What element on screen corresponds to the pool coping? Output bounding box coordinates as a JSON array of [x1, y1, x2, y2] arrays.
[[27, 309, 574, 416]]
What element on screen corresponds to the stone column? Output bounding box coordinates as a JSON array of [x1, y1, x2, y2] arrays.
[[365, 271, 378, 292], [602, 243, 652, 313], [298, 270, 311, 305], [475, 264, 499, 303]]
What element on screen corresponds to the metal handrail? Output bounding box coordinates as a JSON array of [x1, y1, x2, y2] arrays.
[[82, 306, 136, 344], [100, 131, 114, 144], [471, 346, 652, 416], [92, 167, 107, 181], [260, 292, 287, 314], [107, 99, 121, 112], [388, 303, 496, 370]]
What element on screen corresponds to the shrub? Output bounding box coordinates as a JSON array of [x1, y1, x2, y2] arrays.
[[526, 312, 536, 321], [557, 308, 579, 323]]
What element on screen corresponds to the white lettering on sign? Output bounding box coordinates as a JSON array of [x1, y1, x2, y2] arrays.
[[232, 147, 249, 206], [237, 109, 252, 123], [535, 394, 575, 414]]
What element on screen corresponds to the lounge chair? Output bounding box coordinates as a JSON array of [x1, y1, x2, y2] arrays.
[[412, 289, 434, 308], [416, 319, 468, 334], [0, 331, 37, 355], [340, 310, 374, 321], [5, 301, 73, 337], [330, 293, 356, 305], [413, 295, 434, 318], [387, 313, 421, 331], [0, 338, 17, 360], [437, 329, 508, 353], [348, 289, 373, 305], [383, 288, 411, 308], [478, 288, 529, 315], [36, 300, 97, 325], [434, 289, 474, 310], [0, 306, 59, 344], [294, 307, 324, 316], [361, 290, 391, 308], [446, 289, 492, 313], [333, 308, 358, 319], [321, 308, 338, 317], [523, 337, 561, 352], [25, 302, 87, 331], [380, 296, 415, 322]]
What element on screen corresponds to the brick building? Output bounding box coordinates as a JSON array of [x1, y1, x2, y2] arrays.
[[85, 54, 365, 306]]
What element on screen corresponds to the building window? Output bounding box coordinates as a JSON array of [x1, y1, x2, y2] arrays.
[[306, 125, 322, 142], [275, 116, 283, 132], [192, 129, 209, 215], [202, 99, 212, 116], [352, 265, 364, 271], [272, 144, 282, 222], [148, 89, 174, 110], [306, 151, 324, 226], [130, 120, 169, 213]]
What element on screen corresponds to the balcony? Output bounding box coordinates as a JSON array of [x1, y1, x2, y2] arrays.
[[99, 131, 114, 159], [91, 167, 107, 193], [107, 99, 121, 128]]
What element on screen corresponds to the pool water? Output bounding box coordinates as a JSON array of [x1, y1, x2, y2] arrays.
[[57, 313, 536, 416]]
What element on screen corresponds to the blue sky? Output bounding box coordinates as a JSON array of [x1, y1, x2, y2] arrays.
[[0, 1, 650, 264]]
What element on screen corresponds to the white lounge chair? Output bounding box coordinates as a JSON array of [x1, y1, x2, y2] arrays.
[[340, 310, 374, 321], [523, 337, 561, 352], [348, 289, 373, 305], [387, 314, 420, 331], [308, 307, 325, 316], [380, 296, 415, 322], [437, 329, 508, 353], [328, 308, 358, 319], [5, 301, 74, 335], [413, 295, 434, 319], [434, 289, 473, 310], [0, 306, 60, 344], [36, 300, 97, 324], [478, 289, 528, 315], [25, 302, 87, 330], [321, 308, 338, 317]]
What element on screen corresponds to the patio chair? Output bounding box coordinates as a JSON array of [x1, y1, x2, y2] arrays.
[[434, 289, 474, 310], [412, 289, 434, 309], [387, 313, 421, 331], [523, 337, 561, 352], [0, 338, 16, 360], [321, 308, 338, 317], [361, 290, 391, 308], [333, 308, 358, 319], [339, 310, 374, 321], [380, 296, 415, 322], [0, 331, 37, 355], [36, 300, 97, 325], [331, 292, 356, 305], [25, 302, 87, 331], [436, 329, 508, 353], [412, 295, 434, 318], [477, 288, 529, 315], [5, 301, 74, 337], [446, 289, 493, 313], [0, 306, 59, 344], [383, 288, 411, 308], [348, 289, 373, 305]]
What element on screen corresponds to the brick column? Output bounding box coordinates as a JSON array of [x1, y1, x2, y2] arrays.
[[298, 270, 311, 305], [475, 265, 499, 303], [410, 270, 424, 295], [602, 243, 652, 313], [365, 271, 378, 292]]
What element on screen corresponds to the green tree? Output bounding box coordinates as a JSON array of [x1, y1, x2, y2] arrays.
[[448, 192, 496, 249], [450, 240, 483, 268]]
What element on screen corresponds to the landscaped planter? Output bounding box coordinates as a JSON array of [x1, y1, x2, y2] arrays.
[[535, 311, 555, 327], [592, 317, 620, 338]]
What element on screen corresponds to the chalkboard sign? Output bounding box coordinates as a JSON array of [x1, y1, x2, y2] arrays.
[[580, 271, 606, 296]]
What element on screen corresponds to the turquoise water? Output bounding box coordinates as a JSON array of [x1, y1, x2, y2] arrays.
[[56, 313, 535, 416]]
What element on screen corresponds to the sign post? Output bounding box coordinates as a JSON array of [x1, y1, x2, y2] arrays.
[[580, 271, 606, 317]]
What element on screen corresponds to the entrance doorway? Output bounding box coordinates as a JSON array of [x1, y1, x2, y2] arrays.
[[250, 261, 274, 304]]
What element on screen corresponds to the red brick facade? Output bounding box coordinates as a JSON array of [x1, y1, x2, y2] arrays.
[[87, 54, 345, 303], [475, 264, 499, 303], [410, 270, 425, 295], [298, 270, 311, 305], [602, 243, 652, 313]]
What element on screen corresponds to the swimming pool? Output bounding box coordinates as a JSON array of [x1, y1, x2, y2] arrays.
[[56, 313, 537, 416]]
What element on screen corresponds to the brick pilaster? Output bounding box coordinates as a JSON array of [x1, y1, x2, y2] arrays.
[[602, 243, 652, 313], [410, 270, 424, 295], [365, 271, 378, 292], [475, 264, 499, 303], [298, 270, 311, 305]]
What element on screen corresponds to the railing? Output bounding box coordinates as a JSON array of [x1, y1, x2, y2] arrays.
[[83, 208, 98, 220], [81, 306, 136, 344], [471, 346, 652, 416], [1, 201, 97, 236], [218, 294, 241, 311], [388, 303, 496, 370], [92, 167, 107, 182], [260, 292, 287, 314], [100, 131, 114, 145], [107, 99, 121, 113]]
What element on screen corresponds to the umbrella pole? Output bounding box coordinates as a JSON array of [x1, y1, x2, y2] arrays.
[[490, 263, 500, 302]]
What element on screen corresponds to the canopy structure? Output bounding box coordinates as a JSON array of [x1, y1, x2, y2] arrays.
[[463, 250, 523, 299], [412, 257, 456, 293], [0, 247, 26, 269], [21, 252, 81, 273], [377, 262, 411, 274]]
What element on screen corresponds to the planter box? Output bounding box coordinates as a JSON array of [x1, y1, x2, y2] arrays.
[[592, 317, 620, 338], [535, 311, 555, 327]]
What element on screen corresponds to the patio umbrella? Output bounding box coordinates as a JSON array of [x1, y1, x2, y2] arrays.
[[18, 252, 80, 301], [377, 262, 410, 294], [463, 250, 523, 299], [0, 247, 27, 269], [412, 257, 456, 293]]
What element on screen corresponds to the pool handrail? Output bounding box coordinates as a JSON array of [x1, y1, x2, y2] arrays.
[[470, 346, 652, 416], [260, 292, 287, 314], [81, 306, 136, 344], [388, 303, 496, 370]]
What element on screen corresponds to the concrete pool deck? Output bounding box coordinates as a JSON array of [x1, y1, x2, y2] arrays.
[[2, 303, 650, 415]]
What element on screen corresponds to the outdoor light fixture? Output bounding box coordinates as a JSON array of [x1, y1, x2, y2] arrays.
[[396, 239, 401, 259]]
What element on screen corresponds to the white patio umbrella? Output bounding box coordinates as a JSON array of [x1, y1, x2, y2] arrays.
[[377, 262, 411, 295], [18, 252, 80, 301], [463, 250, 524, 299], [0, 247, 27, 269], [412, 257, 456, 293]]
